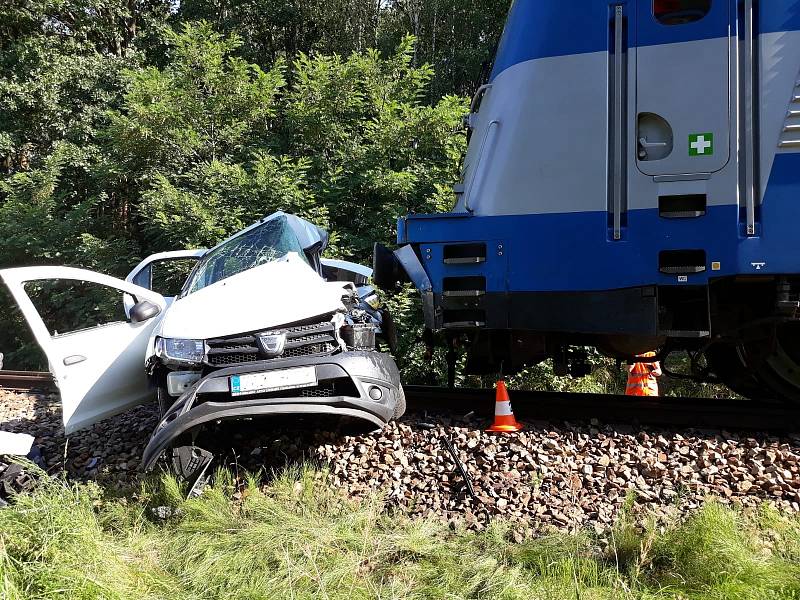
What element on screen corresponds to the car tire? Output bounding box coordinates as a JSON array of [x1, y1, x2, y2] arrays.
[[392, 384, 406, 420], [156, 386, 172, 418]]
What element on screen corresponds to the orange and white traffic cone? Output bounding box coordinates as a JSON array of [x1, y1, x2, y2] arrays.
[[487, 380, 523, 432]]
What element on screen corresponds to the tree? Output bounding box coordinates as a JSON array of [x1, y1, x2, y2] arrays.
[[106, 22, 320, 251], [378, 0, 510, 98], [177, 0, 383, 65], [0, 0, 172, 175], [112, 25, 466, 258], [277, 37, 466, 258], [108, 22, 285, 175]]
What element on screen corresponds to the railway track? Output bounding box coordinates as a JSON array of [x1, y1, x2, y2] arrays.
[[405, 386, 800, 432], [2, 372, 798, 432], [0, 371, 55, 392]]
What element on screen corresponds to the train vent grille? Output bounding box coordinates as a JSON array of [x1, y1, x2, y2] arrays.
[[779, 77, 800, 150]]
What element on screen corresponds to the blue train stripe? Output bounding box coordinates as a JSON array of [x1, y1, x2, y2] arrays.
[[491, 0, 800, 81], [490, 1, 611, 80], [400, 154, 800, 293], [760, 1, 800, 34]]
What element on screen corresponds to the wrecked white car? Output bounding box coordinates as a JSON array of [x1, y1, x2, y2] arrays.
[[1, 212, 404, 473]]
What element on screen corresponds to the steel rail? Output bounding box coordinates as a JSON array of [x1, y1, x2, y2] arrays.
[[404, 386, 800, 432], [0, 371, 55, 392], [2, 373, 798, 432]]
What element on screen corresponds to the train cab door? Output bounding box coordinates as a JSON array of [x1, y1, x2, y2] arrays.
[[635, 0, 731, 176]]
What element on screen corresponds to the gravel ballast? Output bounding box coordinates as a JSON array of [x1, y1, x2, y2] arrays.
[[0, 389, 158, 486], [2, 389, 799, 534]]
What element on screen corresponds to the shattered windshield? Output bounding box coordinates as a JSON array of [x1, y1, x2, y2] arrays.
[[183, 215, 308, 295]]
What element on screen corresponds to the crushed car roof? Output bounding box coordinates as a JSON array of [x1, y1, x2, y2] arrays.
[[212, 211, 329, 254]]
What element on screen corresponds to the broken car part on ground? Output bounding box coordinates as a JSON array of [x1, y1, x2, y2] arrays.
[[0, 212, 405, 478]]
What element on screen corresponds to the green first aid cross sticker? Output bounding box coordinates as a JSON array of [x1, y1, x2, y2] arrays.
[[689, 132, 713, 156]]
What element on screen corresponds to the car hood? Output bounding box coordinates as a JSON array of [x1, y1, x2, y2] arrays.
[[158, 256, 347, 339]]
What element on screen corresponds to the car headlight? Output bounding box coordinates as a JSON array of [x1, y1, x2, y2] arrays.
[[155, 337, 205, 366]]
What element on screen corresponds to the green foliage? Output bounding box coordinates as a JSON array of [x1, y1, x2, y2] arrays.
[[378, 0, 512, 98], [0, 143, 136, 270], [121, 27, 465, 256], [279, 36, 467, 258], [177, 0, 385, 64], [176, 0, 511, 100], [137, 155, 317, 251], [0, 0, 168, 161], [1, 469, 799, 599], [109, 22, 286, 174], [0, 0, 172, 261]]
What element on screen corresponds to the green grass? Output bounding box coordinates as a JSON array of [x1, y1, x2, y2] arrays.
[[1, 467, 799, 600]]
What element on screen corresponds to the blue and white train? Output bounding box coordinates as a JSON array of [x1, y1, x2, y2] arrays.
[[375, 0, 800, 400]]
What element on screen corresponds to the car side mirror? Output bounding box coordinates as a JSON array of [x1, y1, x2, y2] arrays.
[[130, 300, 161, 323]]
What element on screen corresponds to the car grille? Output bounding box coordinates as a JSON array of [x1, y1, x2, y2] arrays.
[[205, 319, 338, 367], [253, 377, 359, 399]]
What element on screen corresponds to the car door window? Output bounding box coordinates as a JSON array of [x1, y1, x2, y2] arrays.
[[1, 266, 168, 432], [0, 285, 46, 369], [151, 259, 198, 298], [23, 279, 130, 337]]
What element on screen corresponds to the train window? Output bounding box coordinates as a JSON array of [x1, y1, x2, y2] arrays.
[[653, 0, 711, 25]]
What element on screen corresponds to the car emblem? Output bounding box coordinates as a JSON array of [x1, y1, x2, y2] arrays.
[[256, 333, 286, 357]]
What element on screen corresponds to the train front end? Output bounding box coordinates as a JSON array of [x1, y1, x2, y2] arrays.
[[377, 0, 800, 401]]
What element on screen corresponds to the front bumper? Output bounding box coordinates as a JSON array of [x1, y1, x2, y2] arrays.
[[142, 351, 403, 470]]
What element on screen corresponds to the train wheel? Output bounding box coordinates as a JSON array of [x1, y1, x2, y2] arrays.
[[751, 323, 800, 403], [707, 344, 769, 400]]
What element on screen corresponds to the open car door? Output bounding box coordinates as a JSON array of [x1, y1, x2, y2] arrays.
[[0, 266, 167, 434]]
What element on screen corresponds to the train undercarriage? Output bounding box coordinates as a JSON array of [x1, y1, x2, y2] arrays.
[[416, 275, 800, 403]]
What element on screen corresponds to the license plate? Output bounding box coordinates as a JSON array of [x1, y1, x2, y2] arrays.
[[230, 367, 318, 397]]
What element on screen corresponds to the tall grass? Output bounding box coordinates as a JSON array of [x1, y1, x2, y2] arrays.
[[1, 467, 798, 599]]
